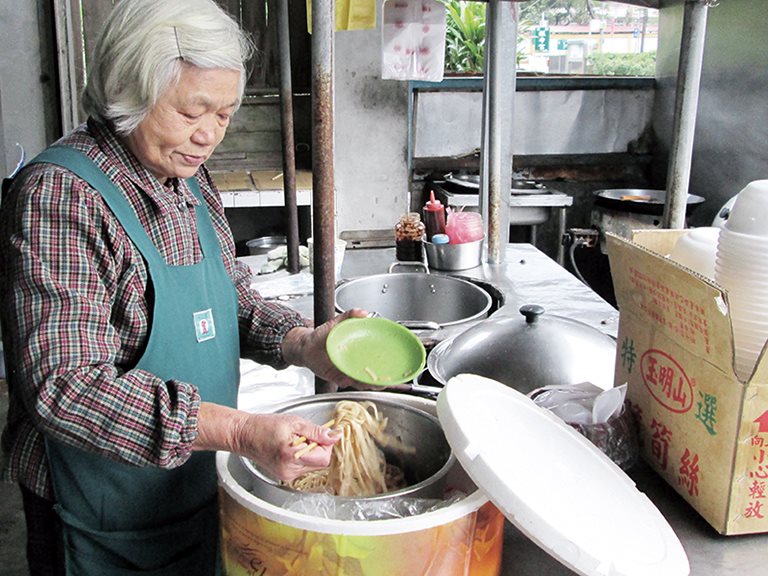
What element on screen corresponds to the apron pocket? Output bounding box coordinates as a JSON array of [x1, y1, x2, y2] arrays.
[[56, 496, 219, 575]]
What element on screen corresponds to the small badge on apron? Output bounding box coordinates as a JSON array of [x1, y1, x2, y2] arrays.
[[193, 308, 216, 342]]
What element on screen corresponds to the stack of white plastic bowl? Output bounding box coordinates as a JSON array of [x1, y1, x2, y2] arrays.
[[714, 180, 768, 380], [668, 227, 720, 279]]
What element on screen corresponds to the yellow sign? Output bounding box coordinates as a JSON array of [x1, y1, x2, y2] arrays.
[[306, 0, 377, 33]]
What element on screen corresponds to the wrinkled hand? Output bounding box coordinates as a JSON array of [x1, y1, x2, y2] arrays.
[[282, 308, 387, 392], [233, 412, 341, 482]]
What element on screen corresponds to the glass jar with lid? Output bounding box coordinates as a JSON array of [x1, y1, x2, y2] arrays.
[[395, 212, 425, 262]]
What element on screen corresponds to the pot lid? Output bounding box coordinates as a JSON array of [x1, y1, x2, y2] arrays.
[[427, 304, 616, 394], [437, 375, 690, 576]]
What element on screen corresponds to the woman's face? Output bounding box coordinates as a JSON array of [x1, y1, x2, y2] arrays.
[[124, 62, 240, 183]]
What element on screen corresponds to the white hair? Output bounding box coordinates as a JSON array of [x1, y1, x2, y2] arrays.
[[81, 0, 254, 135]]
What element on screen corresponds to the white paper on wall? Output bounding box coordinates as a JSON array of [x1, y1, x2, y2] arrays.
[[381, 0, 446, 82]]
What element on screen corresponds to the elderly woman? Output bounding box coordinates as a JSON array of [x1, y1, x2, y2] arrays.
[[0, 0, 365, 574]]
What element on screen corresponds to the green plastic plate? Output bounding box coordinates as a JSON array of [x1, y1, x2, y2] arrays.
[[326, 317, 426, 386]]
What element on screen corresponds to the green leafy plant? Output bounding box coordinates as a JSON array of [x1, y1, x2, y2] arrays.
[[587, 51, 656, 76], [442, 1, 532, 74], [443, 1, 487, 73]]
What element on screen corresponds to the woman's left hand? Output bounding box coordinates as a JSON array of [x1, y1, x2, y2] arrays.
[[282, 308, 381, 392]]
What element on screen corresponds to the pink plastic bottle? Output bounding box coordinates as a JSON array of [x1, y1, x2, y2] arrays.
[[423, 190, 447, 241]]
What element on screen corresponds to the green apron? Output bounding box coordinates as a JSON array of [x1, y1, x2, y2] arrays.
[[29, 147, 240, 575]]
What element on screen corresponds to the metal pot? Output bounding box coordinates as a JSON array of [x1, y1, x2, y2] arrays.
[[240, 394, 455, 506], [335, 269, 493, 330], [426, 304, 617, 394]]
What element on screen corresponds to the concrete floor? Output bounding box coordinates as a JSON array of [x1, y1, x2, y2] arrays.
[[0, 379, 28, 575]]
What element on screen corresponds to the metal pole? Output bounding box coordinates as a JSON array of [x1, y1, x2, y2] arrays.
[[277, 0, 300, 273], [481, 0, 517, 264], [663, 0, 711, 229], [311, 0, 336, 393]]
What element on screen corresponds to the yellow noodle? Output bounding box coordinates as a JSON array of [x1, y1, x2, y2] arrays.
[[288, 400, 410, 497]]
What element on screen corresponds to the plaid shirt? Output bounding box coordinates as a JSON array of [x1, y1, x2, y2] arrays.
[[0, 119, 306, 499]]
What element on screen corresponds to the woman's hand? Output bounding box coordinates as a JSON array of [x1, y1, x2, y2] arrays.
[[281, 308, 377, 392], [233, 412, 341, 481], [194, 403, 340, 482]]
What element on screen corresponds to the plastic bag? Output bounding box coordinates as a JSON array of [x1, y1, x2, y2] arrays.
[[531, 382, 626, 425], [532, 382, 639, 470], [445, 210, 484, 244]]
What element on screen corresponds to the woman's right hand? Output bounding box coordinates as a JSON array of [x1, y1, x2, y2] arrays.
[[232, 412, 341, 481], [193, 402, 339, 482]]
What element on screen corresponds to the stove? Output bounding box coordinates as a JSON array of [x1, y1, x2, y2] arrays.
[[589, 188, 706, 253]]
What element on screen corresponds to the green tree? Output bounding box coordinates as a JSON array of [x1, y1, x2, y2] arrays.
[[523, 0, 592, 26]]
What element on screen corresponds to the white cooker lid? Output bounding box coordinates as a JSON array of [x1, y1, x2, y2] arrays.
[[436, 374, 690, 576]]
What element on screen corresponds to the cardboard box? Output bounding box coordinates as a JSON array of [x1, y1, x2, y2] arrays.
[[606, 230, 768, 535]]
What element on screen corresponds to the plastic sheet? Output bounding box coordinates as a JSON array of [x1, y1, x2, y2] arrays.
[[281, 491, 468, 521], [237, 359, 314, 414], [259, 245, 310, 274]]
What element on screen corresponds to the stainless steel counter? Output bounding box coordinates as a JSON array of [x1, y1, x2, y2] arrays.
[[247, 244, 767, 576]]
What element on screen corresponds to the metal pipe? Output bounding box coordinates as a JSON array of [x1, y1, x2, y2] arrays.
[[663, 0, 711, 229], [311, 0, 336, 393], [480, 1, 517, 264], [277, 0, 300, 273]]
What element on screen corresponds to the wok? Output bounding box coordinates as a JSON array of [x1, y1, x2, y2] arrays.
[[593, 189, 705, 216]]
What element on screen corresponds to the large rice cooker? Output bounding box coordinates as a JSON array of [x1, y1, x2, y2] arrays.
[[217, 391, 504, 575], [217, 380, 690, 576]]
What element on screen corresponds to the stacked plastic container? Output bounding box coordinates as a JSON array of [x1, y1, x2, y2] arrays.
[[668, 227, 720, 280], [714, 180, 768, 380], [444, 211, 484, 244]]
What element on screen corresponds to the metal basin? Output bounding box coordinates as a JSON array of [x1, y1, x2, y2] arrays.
[[246, 235, 287, 255], [241, 394, 455, 506], [335, 272, 493, 329]]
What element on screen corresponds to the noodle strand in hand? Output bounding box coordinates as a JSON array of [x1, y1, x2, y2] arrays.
[[289, 401, 411, 497]]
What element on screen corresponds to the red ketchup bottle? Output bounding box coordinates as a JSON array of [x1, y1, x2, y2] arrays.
[[423, 190, 447, 241]]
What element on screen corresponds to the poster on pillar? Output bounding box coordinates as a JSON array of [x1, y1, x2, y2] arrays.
[[306, 0, 377, 32], [381, 0, 446, 82]]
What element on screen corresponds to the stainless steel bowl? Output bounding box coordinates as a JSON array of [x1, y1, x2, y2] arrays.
[[241, 394, 455, 506], [424, 239, 483, 271]]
